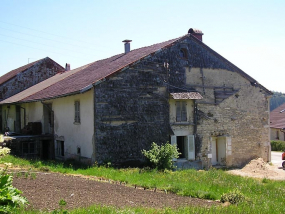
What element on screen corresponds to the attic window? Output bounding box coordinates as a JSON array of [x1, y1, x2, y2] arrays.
[[179, 48, 187, 59]]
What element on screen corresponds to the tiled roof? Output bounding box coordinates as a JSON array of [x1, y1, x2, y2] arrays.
[[0, 63, 92, 104], [0, 59, 42, 85], [270, 103, 285, 129], [1, 37, 180, 103], [0, 32, 272, 104]]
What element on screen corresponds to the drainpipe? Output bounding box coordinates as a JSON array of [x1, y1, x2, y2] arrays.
[[92, 84, 96, 163], [193, 101, 198, 136]]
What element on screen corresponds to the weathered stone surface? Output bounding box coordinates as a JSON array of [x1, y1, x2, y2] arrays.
[[94, 36, 271, 168], [0, 57, 64, 101]]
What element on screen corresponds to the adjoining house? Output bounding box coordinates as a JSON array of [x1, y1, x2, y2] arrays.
[[270, 103, 285, 141], [0, 28, 272, 168]]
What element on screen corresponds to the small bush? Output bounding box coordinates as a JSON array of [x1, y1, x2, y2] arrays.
[[142, 142, 180, 170], [221, 189, 245, 204], [271, 140, 285, 151], [0, 148, 10, 157], [0, 167, 28, 213]]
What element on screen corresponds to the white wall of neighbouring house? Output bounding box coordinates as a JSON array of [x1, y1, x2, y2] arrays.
[[2, 105, 16, 132], [51, 89, 94, 161], [22, 102, 44, 124]]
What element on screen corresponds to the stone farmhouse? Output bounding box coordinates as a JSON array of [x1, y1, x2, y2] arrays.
[[0, 57, 64, 132], [270, 103, 285, 141], [0, 28, 272, 169]]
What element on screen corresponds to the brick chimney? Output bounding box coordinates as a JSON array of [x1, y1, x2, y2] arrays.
[[65, 63, 70, 71], [188, 28, 203, 41], [122, 40, 132, 54]]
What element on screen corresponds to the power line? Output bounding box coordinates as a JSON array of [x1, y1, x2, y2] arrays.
[[0, 20, 100, 46], [0, 39, 95, 60], [0, 26, 110, 52], [0, 33, 94, 57]]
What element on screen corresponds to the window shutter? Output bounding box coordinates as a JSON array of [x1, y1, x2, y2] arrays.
[[74, 101, 80, 123], [171, 135, 177, 161], [77, 102, 80, 123], [187, 135, 195, 160], [181, 101, 187, 121], [176, 102, 181, 122]]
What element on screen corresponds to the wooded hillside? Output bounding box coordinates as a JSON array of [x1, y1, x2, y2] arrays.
[[270, 91, 285, 111]]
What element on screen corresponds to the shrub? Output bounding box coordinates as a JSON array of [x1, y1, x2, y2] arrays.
[[0, 148, 10, 157], [271, 140, 285, 151], [221, 189, 245, 204], [142, 142, 180, 170], [0, 148, 28, 213]]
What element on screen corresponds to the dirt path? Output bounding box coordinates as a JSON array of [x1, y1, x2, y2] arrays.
[[12, 172, 219, 211]]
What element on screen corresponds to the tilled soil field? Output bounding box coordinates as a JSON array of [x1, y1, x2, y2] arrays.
[[12, 172, 219, 211]]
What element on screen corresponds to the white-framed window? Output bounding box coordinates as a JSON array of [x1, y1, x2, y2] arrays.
[[74, 101, 80, 123], [176, 101, 187, 122], [171, 135, 195, 160], [56, 140, 64, 157]]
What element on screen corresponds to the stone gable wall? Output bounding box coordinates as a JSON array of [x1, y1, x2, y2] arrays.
[[0, 58, 64, 100], [94, 36, 271, 167]]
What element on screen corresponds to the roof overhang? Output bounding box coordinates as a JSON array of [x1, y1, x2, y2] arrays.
[[170, 92, 203, 100]]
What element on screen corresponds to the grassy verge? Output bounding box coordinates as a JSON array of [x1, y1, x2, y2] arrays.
[[2, 155, 285, 213]]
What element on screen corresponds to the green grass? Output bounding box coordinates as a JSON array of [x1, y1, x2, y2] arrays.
[[2, 155, 285, 213]]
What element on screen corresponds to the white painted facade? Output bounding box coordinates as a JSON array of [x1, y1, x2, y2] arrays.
[[51, 89, 94, 160], [1, 89, 94, 162]]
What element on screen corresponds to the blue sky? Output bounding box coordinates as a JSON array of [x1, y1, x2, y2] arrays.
[[0, 0, 284, 92]]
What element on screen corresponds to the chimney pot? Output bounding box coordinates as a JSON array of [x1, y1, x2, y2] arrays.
[[65, 63, 70, 71], [188, 28, 203, 41], [122, 39, 132, 53]]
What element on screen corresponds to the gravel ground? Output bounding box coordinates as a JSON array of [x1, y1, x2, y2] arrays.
[[228, 158, 285, 180], [12, 172, 219, 211]]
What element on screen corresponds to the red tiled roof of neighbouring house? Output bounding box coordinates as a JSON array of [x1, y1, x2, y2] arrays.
[[0, 33, 272, 104], [270, 103, 285, 129], [0, 59, 42, 85]]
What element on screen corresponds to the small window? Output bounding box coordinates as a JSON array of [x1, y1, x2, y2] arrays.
[[179, 48, 187, 58], [77, 147, 81, 155], [176, 101, 187, 122], [56, 140, 64, 157], [276, 130, 279, 140], [74, 101, 80, 123]]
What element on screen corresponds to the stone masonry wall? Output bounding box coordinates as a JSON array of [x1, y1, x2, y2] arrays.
[[94, 59, 170, 165], [94, 35, 271, 167], [0, 57, 64, 100]]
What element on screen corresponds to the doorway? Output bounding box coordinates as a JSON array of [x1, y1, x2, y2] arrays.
[[43, 104, 53, 134], [211, 137, 226, 165]]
